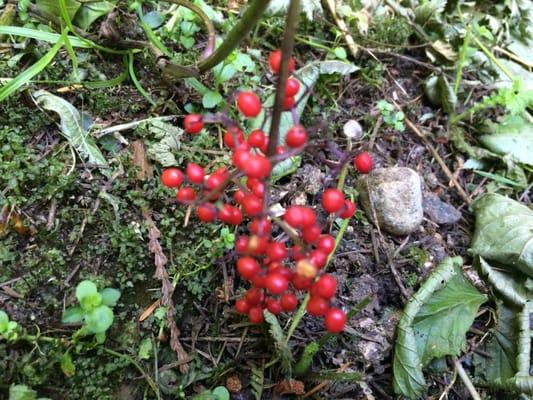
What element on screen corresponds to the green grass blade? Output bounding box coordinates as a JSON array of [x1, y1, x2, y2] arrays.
[[62, 24, 80, 82], [0, 34, 65, 101], [127, 51, 155, 106], [136, 5, 172, 58], [0, 26, 90, 47]]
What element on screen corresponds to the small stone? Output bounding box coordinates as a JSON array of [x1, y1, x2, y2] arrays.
[[423, 194, 461, 225], [358, 167, 423, 235], [296, 164, 324, 195]]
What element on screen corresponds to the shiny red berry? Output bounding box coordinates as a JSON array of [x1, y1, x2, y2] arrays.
[[314, 274, 337, 298], [302, 225, 321, 244], [285, 77, 300, 97], [237, 91, 261, 117], [248, 129, 267, 148], [268, 50, 295, 74], [245, 288, 264, 306], [176, 187, 196, 204], [266, 298, 283, 315], [309, 249, 328, 269], [291, 273, 313, 290], [265, 272, 289, 295], [196, 203, 217, 222], [324, 308, 346, 333], [235, 298, 250, 314], [285, 125, 307, 148], [339, 200, 356, 219], [186, 163, 205, 185], [224, 127, 244, 149], [243, 155, 271, 179], [235, 236, 249, 254], [232, 148, 251, 170], [354, 152, 373, 174], [242, 194, 263, 217], [237, 257, 260, 280], [284, 206, 305, 228], [266, 242, 288, 262], [184, 114, 203, 134], [280, 293, 298, 311], [161, 168, 183, 188], [306, 296, 329, 316], [317, 235, 335, 254], [248, 306, 264, 324], [252, 272, 267, 289], [321, 189, 345, 213], [283, 96, 295, 110], [233, 189, 246, 204], [249, 218, 272, 236]]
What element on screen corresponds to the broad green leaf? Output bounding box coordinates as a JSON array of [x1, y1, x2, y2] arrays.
[[393, 257, 485, 399], [74, 1, 115, 30], [424, 74, 457, 114], [80, 292, 102, 311], [142, 10, 165, 29], [85, 305, 114, 333], [480, 116, 533, 166], [263, 310, 293, 374], [211, 387, 230, 400], [271, 156, 301, 182], [60, 351, 76, 377], [0, 35, 64, 101], [470, 193, 533, 278], [33, 90, 108, 168], [0, 310, 8, 332], [202, 90, 223, 109], [75, 280, 98, 302], [414, 0, 446, 25], [61, 306, 85, 324], [334, 47, 347, 60], [36, 0, 80, 20], [476, 257, 528, 307], [9, 385, 37, 400], [144, 119, 183, 167], [100, 288, 120, 307]]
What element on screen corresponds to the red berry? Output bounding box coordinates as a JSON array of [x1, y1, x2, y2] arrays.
[[186, 163, 205, 185], [324, 308, 346, 333], [245, 288, 264, 305], [259, 137, 269, 154], [242, 194, 263, 217], [252, 272, 267, 289], [247, 235, 269, 255], [248, 129, 266, 148], [321, 189, 345, 213], [301, 207, 317, 228], [291, 273, 313, 290], [273, 266, 293, 280], [224, 127, 244, 149], [243, 155, 271, 179], [302, 225, 321, 244], [285, 125, 307, 148], [339, 200, 356, 219], [283, 96, 295, 110], [219, 204, 242, 225], [284, 206, 305, 228], [235, 298, 250, 314], [268, 50, 295, 74], [237, 91, 261, 117], [280, 293, 298, 311], [249, 218, 272, 236], [276, 145, 286, 155], [184, 114, 203, 134], [285, 77, 300, 97], [266, 298, 283, 315], [354, 152, 373, 174], [291, 245, 305, 261], [205, 172, 226, 191], [248, 179, 265, 198], [196, 203, 217, 222], [265, 272, 289, 295], [317, 235, 335, 254], [248, 306, 264, 324], [314, 274, 337, 298], [309, 249, 328, 269], [237, 257, 260, 280], [233, 189, 246, 204], [306, 296, 329, 316], [266, 242, 288, 262], [235, 236, 249, 254], [161, 168, 183, 188], [176, 187, 196, 204], [233, 148, 251, 170]]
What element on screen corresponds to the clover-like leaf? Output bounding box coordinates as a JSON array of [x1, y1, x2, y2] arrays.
[[62, 306, 85, 324], [100, 288, 121, 307], [75, 280, 98, 302], [85, 305, 113, 334]]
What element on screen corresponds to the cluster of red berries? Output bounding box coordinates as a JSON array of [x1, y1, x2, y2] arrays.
[[161, 50, 374, 334]]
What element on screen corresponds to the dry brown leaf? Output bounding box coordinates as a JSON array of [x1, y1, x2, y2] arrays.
[[275, 379, 305, 395], [226, 375, 242, 393], [139, 299, 161, 322], [131, 139, 153, 181]]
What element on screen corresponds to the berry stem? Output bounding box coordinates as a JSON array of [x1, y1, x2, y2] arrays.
[[266, 0, 301, 158]]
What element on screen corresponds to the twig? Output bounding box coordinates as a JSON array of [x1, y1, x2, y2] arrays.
[[324, 0, 359, 58], [453, 357, 482, 400]]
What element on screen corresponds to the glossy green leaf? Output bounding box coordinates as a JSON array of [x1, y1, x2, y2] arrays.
[[9, 385, 37, 400], [480, 116, 533, 166], [61, 306, 85, 324], [80, 292, 102, 311], [100, 288, 120, 307], [424, 74, 457, 114], [85, 305, 113, 333], [211, 387, 230, 400], [33, 90, 108, 168], [36, 0, 80, 19], [202, 90, 223, 109], [75, 280, 98, 302], [74, 1, 115, 30], [470, 193, 533, 278], [142, 10, 165, 29], [393, 257, 485, 399]]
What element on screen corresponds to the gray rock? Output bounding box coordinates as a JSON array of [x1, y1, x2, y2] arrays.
[[358, 167, 423, 235], [423, 194, 462, 224]]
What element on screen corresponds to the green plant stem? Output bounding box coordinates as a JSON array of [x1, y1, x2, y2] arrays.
[[267, 0, 301, 157], [473, 36, 513, 80], [337, 139, 352, 190], [454, 25, 471, 95], [127, 51, 156, 106], [104, 348, 159, 396]]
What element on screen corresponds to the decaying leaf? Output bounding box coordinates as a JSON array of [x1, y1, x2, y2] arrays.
[[143, 120, 183, 167], [274, 379, 305, 395], [131, 139, 153, 180]]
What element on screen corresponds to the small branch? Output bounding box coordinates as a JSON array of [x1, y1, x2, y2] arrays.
[[267, 0, 301, 157], [453, 357, 482, 400]]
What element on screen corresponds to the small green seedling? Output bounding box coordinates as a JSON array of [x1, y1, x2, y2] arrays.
[[0, 310, 19, 341], [62, 280, 121, 343], [377, 100, 405, 131], [191, 386, 230, 400]]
